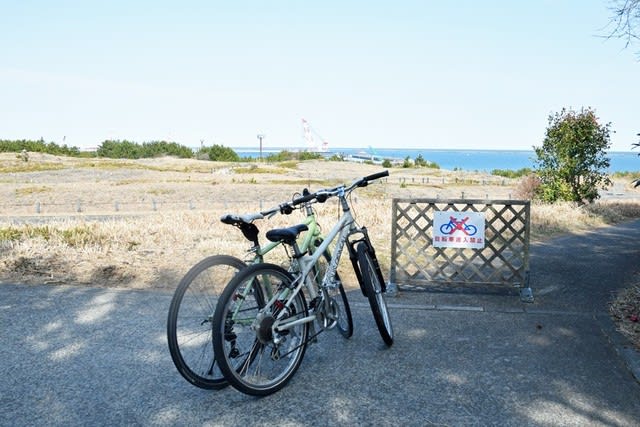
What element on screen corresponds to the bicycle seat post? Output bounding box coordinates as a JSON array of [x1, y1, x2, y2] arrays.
[[289, 240, 303, 259]]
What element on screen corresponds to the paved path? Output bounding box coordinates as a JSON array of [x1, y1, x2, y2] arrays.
[[2, 221, 640, 426]]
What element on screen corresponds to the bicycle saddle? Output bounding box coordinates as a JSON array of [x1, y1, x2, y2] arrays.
[[265, 224, 309, 245], [220, 213, 263, 225]]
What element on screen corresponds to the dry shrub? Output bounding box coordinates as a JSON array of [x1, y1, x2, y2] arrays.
[[610, 281, 640, 350], [514, 174, 541, 200], [584, 201, 640, 223], [530, 200, 640, 241], [0, 198, 392, 290]]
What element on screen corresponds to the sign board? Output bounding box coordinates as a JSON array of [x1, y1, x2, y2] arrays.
[[433, 211, 485, 249]]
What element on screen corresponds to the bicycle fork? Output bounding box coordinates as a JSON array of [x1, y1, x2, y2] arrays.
[[347, 226, 387, 295]]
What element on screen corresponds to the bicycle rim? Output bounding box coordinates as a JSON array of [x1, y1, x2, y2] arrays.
[[213, 264, 309, 396], [357, 243, 394, 347], [167, 255, 246, 389]]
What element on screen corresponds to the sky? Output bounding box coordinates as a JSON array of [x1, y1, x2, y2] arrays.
[[1, 0, 639, 152]]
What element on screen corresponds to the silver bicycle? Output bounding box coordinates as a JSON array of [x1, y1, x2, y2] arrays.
[[212, 171, 393, 396], [167, 192, 353, 390]]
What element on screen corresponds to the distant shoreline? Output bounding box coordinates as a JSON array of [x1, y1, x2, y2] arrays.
[[225, 147, 639, 173], [227, 146, 636, 154]]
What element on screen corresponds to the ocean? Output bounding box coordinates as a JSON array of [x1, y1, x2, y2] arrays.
[[230, 147, 639, 173]]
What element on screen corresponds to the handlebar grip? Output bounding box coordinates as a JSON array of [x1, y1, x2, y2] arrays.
[[291, 192, 316, 206], [364, 170, 389, 182]]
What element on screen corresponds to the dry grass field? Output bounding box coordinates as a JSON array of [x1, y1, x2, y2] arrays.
[[2, 152, 640, 347]]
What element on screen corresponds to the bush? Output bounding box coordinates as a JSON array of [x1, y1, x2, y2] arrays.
[[264, 150, 323, 162], [197, 144, 240, 162], [97, 140, 142, 158], [98, 140, 193, 159], [0, 139, 81, 156], [492, 168, 532, 179], [514, 174, 542, 200], [411, 154, 439, 169]]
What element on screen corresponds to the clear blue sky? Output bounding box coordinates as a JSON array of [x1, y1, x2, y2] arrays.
[[1, 0, 638, 151]]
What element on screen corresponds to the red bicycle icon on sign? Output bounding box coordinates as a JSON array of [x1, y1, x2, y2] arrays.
[[439, 216, 478, 236]]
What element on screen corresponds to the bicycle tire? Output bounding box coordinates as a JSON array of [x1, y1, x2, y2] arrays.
[[213, 263, 309, 396], [465, 224, 478, 236], [356, 242, 394, 347], [314, 250, 353, 338], [167, 255, 246, 389], [440, 223, 454, 235]]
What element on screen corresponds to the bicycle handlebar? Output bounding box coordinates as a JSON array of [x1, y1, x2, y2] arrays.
[[362, 170, 389, 183], [291, 169, 389, 205], [221, 170, 389, 226]]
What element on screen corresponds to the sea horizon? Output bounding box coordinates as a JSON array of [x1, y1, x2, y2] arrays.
[[227, 146, 639, 173]]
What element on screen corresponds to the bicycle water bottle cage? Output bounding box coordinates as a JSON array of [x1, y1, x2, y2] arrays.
[[266, 224, 309, 246]]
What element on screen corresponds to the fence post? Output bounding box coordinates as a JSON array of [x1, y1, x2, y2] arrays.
[[76, 200, 82, 213], [114, 201, 120, 212], [152, 199, 157, 211], [35, 201, 41, 214]]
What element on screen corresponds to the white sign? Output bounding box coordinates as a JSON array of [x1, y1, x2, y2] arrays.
[[433, 211, 485, 249]]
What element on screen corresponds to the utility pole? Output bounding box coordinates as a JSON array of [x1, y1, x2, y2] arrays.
[[257, 133, 265, 161]]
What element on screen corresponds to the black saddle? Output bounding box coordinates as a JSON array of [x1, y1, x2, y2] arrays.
[[265, 224, 309, 245]]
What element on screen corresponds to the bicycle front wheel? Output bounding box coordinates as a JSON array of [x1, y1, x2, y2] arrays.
[[167, 255, 246, 389], [213, 263, 309, 396], [356, 243, 394, 347]]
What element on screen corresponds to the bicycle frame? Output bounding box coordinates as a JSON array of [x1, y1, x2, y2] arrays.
[[229, 203, 324, 317], [251, 209, 320, 262], [266, 190, 361, 334]]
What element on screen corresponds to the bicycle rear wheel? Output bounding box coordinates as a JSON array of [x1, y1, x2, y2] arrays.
[[213, 263, 309, 396], [356, 242, 394, 347], [167, 255, 246, 389]]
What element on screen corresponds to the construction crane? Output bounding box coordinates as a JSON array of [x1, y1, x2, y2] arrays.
[[301, 118, 329, 153]]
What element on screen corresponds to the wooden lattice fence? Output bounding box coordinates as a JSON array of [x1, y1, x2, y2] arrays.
[[389, 198, 533, 302]]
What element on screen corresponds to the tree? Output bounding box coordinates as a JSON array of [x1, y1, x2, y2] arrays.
[[198, 144, 239, 162], [414, 154, 427, 167], [607, 0, 640, 55], [402, 156, 412, 168], [533, 107, 612, 204]]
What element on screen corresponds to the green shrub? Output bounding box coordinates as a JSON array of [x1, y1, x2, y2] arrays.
[[0, 139, 81, 156], [196, 144, 240, 162], [491, 168, 532, 179], [98, 140, 194, 159]]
